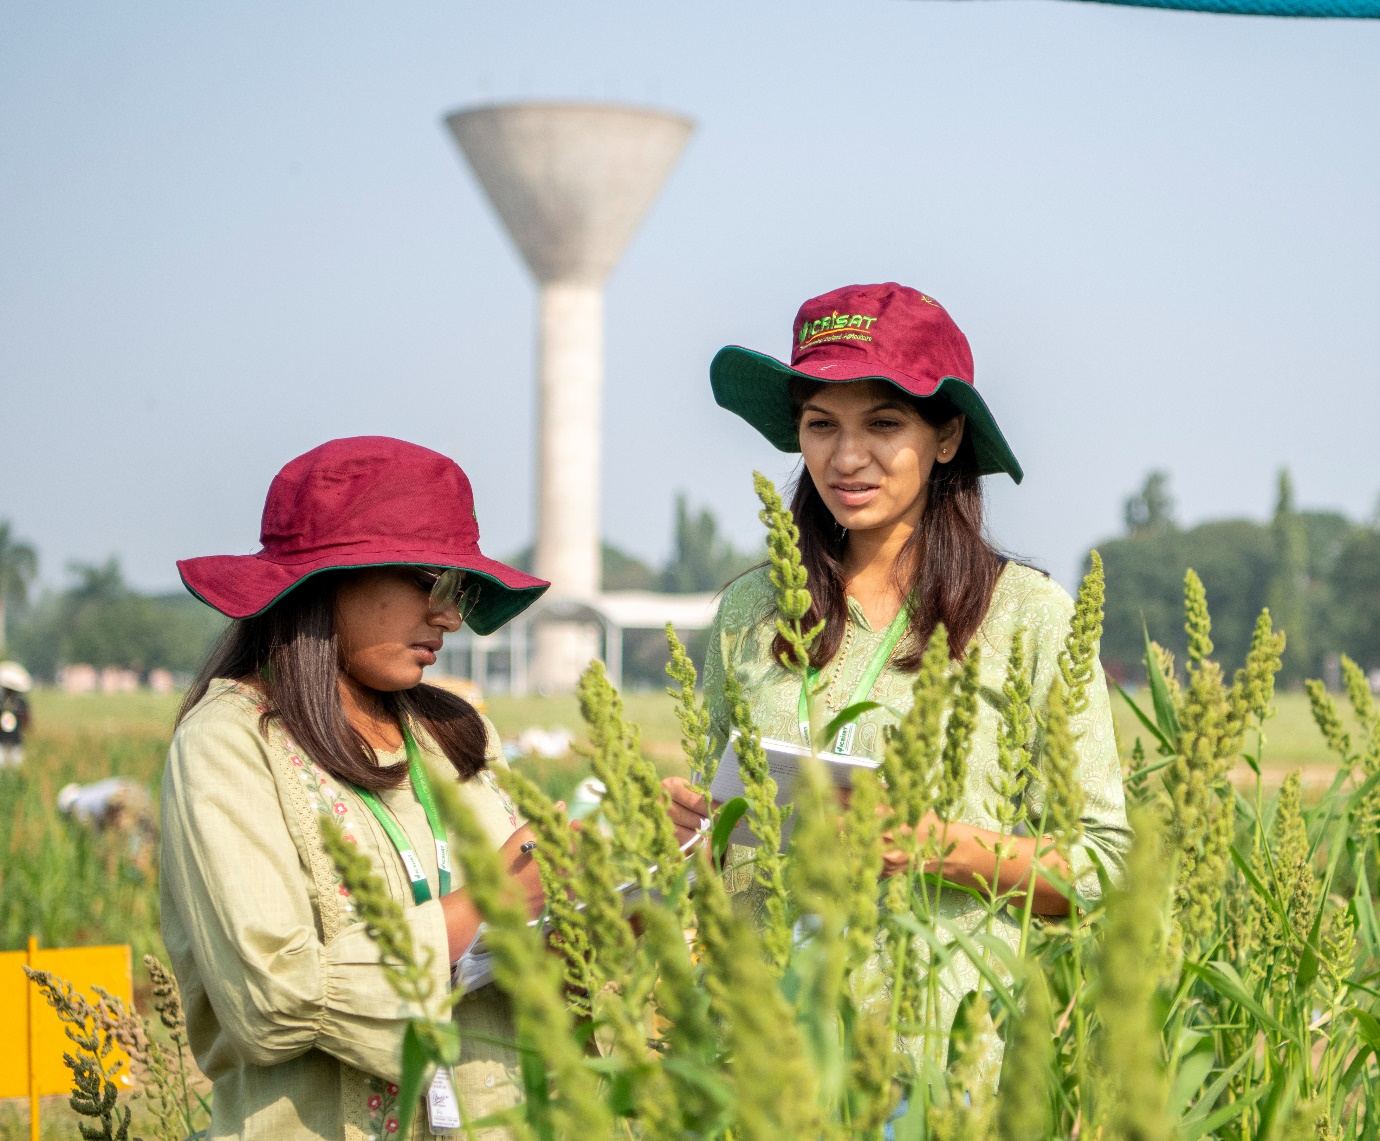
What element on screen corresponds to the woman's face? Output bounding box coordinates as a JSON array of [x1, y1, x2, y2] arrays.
[[333, 568, 464, 694], [798, 380, 964, 540]]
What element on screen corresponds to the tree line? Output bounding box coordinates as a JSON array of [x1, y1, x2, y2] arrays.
[[0, 493, 759, 683], [11, 473, 1369, 689], [1, 555, 227, 681], [1090, 470, 1380, 685]]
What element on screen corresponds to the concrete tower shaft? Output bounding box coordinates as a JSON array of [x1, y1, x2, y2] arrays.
[[444, 102, 692, 691]]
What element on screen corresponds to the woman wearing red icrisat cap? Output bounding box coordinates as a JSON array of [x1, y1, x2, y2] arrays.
[[665, 282, 1131, 1074], [162, 436, 549, 1139]]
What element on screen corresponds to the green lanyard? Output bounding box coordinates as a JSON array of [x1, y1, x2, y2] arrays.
[[353, 726, 451, 905], [798, 605, 910, 756]]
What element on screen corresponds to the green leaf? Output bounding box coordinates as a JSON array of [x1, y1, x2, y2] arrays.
[[1352, 860, 1380, 953], [818, 701, 884, 749], [1255, 1064, 1299, 1140], [1142, 618, 1181, 745], [1183, 1078, 1265, 1138], [660, 1055, 735, 1117], [516, 1036, 554, 1140], [1230, 838, 1289, 929], [911, 920, 1023, 1017], [1294, 888, 1327, 993], [1123, 754, 1177, 784], [1167, 1024, 1206, 1066], [396, 1020, 435, 1139], [1114, 679, 1174, 757], [606, 1067, 638, 1116], [1352, 1007, 1380, 1052], [1185, 961, 1287, 1037], [1179, 1047, 1256, 1137], [1313, 767, 1372, 871], [1168, 1041, 1217, 1120], [432, 1021, 461, 1066], [1340, 1024, 1380, 1097], [946, 989, 986, 1070], [711, 797, 749, 865]]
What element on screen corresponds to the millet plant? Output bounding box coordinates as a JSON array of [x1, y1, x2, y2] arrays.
[[29, 475, 1380, 1138], [316, 474, 1380, 1139]]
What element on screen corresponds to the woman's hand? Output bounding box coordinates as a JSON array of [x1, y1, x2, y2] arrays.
[[880, 838, 912, 879], [878, 812, 987, 880], [497, 824, 545, 920], [441, 823, 545, 960], [878, 812, 946, 879], [873, 811, 1074, 916], [661, 776, 709, 847]]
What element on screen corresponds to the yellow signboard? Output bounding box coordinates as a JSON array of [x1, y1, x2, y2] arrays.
[[0, 940, 134, 1102]]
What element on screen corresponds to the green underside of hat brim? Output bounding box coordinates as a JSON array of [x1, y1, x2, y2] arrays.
[[710, 346, 1023, 484], [446, 569, 547, 636], [182, 561, 548, 636]]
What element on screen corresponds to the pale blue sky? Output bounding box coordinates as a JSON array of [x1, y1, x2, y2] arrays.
[[3, 1, 1377, 597]]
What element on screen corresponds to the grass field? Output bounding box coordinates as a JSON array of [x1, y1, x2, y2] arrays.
[[0, 679, 1356, 1137], [485, 686, 1350, 779], [1, 681, 1350, 958]]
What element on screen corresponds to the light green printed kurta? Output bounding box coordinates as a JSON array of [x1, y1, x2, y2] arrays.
[[161, 679, 524, 1140], [703, 562, 1132, 1052]]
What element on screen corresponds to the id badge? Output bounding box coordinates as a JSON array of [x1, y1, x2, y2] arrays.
[[426, 1066, 462, 1134]]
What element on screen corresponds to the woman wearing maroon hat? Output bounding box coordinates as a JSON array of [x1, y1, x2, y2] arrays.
[[665, 283, 1131, 1073], [161, 436, 550, 1139]]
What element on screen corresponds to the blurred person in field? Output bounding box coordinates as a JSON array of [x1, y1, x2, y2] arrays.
[[0, 660, 32, 767], [58, 776, 157, 879], [163, 436, 551, 1140]]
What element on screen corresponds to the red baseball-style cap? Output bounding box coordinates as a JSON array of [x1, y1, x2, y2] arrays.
[[177, 436, 549, 635], [709, 282, 1022, 482]]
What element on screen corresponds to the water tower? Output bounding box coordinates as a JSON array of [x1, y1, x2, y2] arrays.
[[445, 102, 693, 692]]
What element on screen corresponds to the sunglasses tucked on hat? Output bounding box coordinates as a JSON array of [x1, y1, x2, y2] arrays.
[[177, 436, 549, 635], [709, 282, 1023, 483]]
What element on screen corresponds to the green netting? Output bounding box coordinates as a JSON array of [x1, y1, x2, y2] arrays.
[[1075, 0, 1379, 14]]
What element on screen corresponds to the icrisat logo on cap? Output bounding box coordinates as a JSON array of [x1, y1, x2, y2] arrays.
[[798, 310, 880, 348]]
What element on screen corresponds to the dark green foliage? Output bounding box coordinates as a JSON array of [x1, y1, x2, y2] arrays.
[[1123, 470, 1176, 536], [1092, 470, 1380, 682], [503, 542, 659, 590], [506, 495, 757, 595], [659, 492, 756, 594], [507, 508, 755, 597], [1327, 527, 1380, 668], [10, 558, 226, 680], [0, 517, 40, 655], [1269, 471, 1311, 685], [1097, 519, 1273, 679]]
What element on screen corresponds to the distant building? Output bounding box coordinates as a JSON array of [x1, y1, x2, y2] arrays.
[[100, 667, 139, 694], [441, 590, 718, 695], [59, 663, 99, 694]]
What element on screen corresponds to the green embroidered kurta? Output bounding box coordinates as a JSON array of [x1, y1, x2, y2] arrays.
[[703, 562, 1132, 1049], [161, 679, 523, 1140]]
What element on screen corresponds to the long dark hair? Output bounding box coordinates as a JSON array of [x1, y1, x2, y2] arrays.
[[177, 573, 488, 790], [772, 378, 1006, 670]]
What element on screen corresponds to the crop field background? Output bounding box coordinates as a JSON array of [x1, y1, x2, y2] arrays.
[[0, 683, 1347, 961], [0, 681, 1362, 1138]]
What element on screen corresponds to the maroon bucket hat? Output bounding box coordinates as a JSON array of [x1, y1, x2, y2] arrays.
[[177, 436, 549, 635], [709, 282, 1022, 482]]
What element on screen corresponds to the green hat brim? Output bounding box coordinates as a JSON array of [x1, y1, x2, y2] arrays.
[[709, 345, 1023, 484]]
